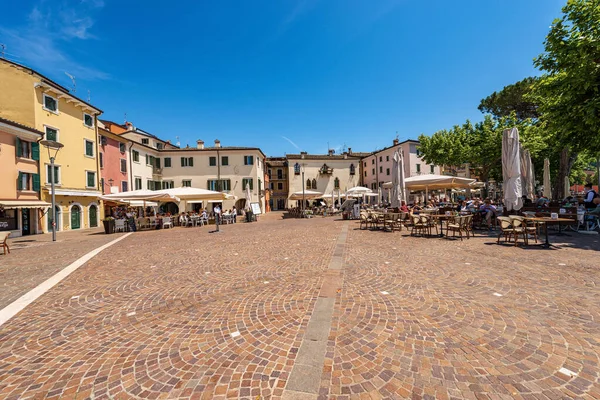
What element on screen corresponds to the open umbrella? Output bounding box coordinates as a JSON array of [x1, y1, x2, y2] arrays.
[[502, 128, 523, 211], [543, 158, 552, 199], [289, 190, 323, 200]]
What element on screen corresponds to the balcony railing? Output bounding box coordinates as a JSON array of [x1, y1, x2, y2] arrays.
[[152, 167, 162, 176]]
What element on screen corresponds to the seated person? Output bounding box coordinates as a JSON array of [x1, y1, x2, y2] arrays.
[[400, 201, 409, 213], [479, 199, 497, 228], [522, 195, 533, 206], [584, 183, 598, 210]]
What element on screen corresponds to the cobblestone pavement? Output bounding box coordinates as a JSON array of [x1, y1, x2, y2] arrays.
[[0, 228, 128, 309], [0, 214, 599, 399]]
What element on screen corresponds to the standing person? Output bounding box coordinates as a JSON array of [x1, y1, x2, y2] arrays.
[[214, 204, 222, 227], [232, 206, 237, 223], [584, 183, 598, 209]]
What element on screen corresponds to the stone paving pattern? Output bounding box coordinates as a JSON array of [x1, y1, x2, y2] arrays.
[[0, 213, 599, 399]]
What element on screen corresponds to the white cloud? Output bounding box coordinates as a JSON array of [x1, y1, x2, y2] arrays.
[[281, 136, 302, 151], [0, 0, 108, 80]]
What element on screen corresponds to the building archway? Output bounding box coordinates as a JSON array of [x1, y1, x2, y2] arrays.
[[88, 202, 99, 228], [235, 199, 247, 210], [70, 203, 82, 230], [163, 202, 179, 215]]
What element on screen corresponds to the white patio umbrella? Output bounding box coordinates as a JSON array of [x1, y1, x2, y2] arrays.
[[289, 190, 323, 200], [244, 185, 252, 210], [346, 186, 372, 194], [391, 150, 401, 208], [543, 158, 552, 199], [520, 147, 535, 201], [101, 189, 180, 202], [155, 187, 229, 201], [502, 128, 523, 211]]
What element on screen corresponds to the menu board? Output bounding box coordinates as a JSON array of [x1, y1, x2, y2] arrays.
[[250, 202, 262, 215]]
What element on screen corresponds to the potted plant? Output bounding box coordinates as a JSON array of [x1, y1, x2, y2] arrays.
[[103, 216, 115, 234]]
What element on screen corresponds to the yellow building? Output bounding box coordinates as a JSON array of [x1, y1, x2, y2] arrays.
[[0, 59, 103, 232]]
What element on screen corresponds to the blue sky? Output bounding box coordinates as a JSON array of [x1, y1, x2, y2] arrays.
[[0, 0, 565, 156]]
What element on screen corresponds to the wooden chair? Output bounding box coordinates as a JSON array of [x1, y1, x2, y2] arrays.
[[1, 232, 10, 255], [359, 212, 373, 230], [510, 215, 537, 243], [410, 215, 426, 236], [497, 217, 521, 245], [446, 216, 469, 240], [420, 215, 438, 236], [507, 216, 528, 246]]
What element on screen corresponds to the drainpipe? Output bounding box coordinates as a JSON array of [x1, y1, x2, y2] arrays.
[[128, 141, 134, 191]]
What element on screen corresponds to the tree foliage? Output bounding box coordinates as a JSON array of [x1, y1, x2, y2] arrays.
[[531, 0, 600, 152], [478, 77, 539, 121]]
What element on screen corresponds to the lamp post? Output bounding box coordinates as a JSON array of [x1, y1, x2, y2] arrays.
[[301, 164, 305, 215], [40, 140, 64, 242]]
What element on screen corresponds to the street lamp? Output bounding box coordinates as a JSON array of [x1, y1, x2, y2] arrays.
[[300, 164, 305, 215], [40, 140, 64, 242]]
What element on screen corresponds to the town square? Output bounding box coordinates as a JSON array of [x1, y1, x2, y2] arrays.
[[1, 0, 600, 398]]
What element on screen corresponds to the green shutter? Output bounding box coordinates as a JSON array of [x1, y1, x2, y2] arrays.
[[16, 137, 22, 157], [181, 157, 185, 167], [31, 141, 40, 161], [17, 172, 23, 190], [250, 179, 253, 190], [33, 174, 40, 192], [189, 157, 193, 167], [155, 158, 161, 168]]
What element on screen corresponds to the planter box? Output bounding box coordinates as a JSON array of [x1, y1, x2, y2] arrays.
[[103, 220, 115, 234]]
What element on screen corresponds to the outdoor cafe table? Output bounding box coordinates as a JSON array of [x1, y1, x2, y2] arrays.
[[427, 214, 454, 237], [524, 217, 573, 248]]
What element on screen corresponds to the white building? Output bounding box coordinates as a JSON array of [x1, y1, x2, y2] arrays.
[[286, 150, 362, 204]]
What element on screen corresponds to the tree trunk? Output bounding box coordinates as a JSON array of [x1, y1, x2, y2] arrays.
[[552, 147, 577, 200]]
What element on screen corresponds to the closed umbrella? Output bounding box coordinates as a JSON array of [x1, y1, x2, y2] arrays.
[[245, 185, 252, 210], [520, 147, 535, 200], [502, 128, 523, 211], [391, 150, 401, 208], [543, 158, 552, 199]]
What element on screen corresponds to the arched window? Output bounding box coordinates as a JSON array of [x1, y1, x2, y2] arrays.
[[312, 179, 317, 190], [306, 179, 312, 189], [349, 164, 355, 175], [294, 163, 301, 175], [334, 177, 340, 189]]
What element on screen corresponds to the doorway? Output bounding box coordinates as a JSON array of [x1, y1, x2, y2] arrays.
[[89, 205, 98, 227], [71, 205, 81, 229], [21, 209, 31, 236]]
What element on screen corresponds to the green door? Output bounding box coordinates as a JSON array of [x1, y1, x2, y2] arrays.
[[89, 205, 98, 227], [71, 206, 81, 230]]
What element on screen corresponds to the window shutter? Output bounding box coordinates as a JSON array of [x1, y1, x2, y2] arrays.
[[181, 157, 185, 167], [17, 172, 23, 190], [155, 158, 161, 169], [33, 174, 41, 192], [16, 137, 22, 157], [189, 157, 194, 167], [250, 179, 253, 190]]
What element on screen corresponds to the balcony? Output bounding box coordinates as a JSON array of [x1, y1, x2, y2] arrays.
[[152, 167, 162, 177]]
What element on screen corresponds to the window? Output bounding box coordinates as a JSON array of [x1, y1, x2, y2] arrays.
[[379, 166, 383, 173], [372, 168, 375, 175], [278, 182, 283, 190], [363, 162, 366, 167], [120, 159, 127, 173], [141, 138, 149, 145], [416, 148, 422, 157], [306, 179, 311, 190], [135, 177, 142, 190], [16, 137, 35, 159], [43, 94, 58, 113], [270, 183, 274, 190], [99, 152, 104, 168], [84, 139, 94, 157], [181, 157, 194, 167], [46, 165, 60, 184], [349, 164, 355, 175], [86, 171, 96, 188], [386, 168, 390, 175], [83, 113, 94, 128], [294, 163, 301, 175], [430, 165, 435, 174], [156, 143, 163, 150], [416, 164, 421, 173], [372, 159, 375, 165], [132, 150, 140, 163], [182, 180, 192, 187], [386, 155, 389, 162], [209, 157, 216, 166], [244, 155, 254, 165], [379, 156, 382, 162], [0, 209, 17, 231], [334, 177, 340, 189], [222, 156, 229, 166], [311, 179, 317, 190], [277, 169, 283, 179], [162, 181, 174, 189], [45, 126, 58, 141], [17, 172, 31, 190], [242, 178, 254, 190], [119, 142, 126, 153], [364, 171, 367, 177], [207, 179, 231, 191], [122, 181, 128, 192]]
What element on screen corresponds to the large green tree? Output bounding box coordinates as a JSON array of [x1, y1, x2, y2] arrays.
[[530, 0, 600, 197], [478, 77, 540, 121]]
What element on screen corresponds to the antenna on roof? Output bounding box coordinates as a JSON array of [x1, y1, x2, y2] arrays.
[[64, 72, 76, 93], [124, 112, 127, 123], [0, 44, 5, 59], [87, 90, 91, 103], [176, 136, 180, 147], [396, 131, 399, 140]]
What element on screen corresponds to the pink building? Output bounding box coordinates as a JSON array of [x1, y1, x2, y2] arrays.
[[98, 127, 130, 195], [361, 139, 440, 191]]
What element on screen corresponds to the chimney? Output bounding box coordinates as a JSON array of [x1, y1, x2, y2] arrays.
[[214, 139, 221, 148], [166, 140, 171, 144], [197, 139, 205, 149], [328, 149, 335, 156], [347, 147, 352, 154], [125, 121, 134, 131], [393, 138, 399, 146]]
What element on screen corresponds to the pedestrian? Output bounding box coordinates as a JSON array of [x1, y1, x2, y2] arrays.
[[214, 204, 222, 226]]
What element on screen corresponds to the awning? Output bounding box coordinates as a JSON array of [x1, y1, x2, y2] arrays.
[[0, 200, 52, 209], [51, 189, 102, 197]]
